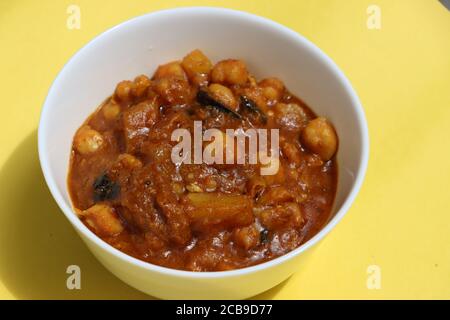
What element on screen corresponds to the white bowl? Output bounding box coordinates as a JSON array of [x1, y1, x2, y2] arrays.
[[38, 7, 369, 299]]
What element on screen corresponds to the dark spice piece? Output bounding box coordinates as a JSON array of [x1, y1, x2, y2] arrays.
[[240, 95, 267, 124], [93, 173, 120, 202], [196, 90, 242, 119], [260, 229, 270, 243]]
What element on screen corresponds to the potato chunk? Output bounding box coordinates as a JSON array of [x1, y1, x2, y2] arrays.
[[184, 193, 253, 231], [154, 61, 187, 80], [211, 59, 248, 85], [154, 77, 191, 105], [74, 126, 104, 155], [301, 117, 338, 161], [181, 49, 212, 86], [233, 224, 260, 250], [80, 204, 123, 236]]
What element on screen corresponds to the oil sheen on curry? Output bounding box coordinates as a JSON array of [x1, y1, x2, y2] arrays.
[[68, 50, 338, 272]]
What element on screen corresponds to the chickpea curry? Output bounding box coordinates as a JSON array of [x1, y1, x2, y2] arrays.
[[68, 49, 338, 271]]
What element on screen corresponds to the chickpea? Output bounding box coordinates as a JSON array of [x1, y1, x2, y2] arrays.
[[81, 204, 123, 236], [204, 176, 217, 192], [208, 83, 238, 111], [117, 153, 143, 169], [186, 183, 203, 193], [301, 117, 338, 161], [74, 126, 104, 155], [248, 75, 258, 87], [259, 77, 285, 102], [154, 61, 187, 80], [172, 182, 185, 195], [114, 80, 134, 102], [233, 225, 259, 250], [102, 99, 121, 121], [262, 87, 278, 102], [211, 59, 248, 85], [132, 74, 151, 98], [181, 49, 213, 86]]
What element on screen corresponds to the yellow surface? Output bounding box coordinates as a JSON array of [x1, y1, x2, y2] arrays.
[[0, 0, 449, 300]]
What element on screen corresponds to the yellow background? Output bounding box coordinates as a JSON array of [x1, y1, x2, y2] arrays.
[[0, 0, 449, 299]]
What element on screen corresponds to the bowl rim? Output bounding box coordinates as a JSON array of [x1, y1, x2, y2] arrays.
[[38, 6, 369, 279]]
